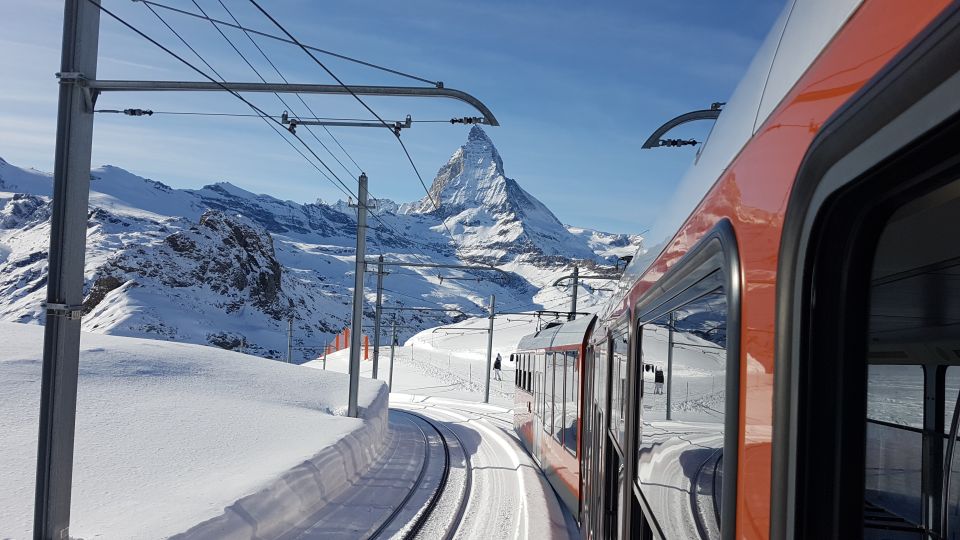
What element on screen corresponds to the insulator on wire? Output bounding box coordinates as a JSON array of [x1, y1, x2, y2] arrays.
[[658, 138, 699, 147], [450, 116, 485, 125]]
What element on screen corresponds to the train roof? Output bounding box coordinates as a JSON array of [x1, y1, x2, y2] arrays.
[[516, 314, 597, 352], [603, 0, 865, 323]]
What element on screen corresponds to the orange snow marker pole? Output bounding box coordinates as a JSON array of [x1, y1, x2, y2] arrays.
[[344, 328, 350, 350], [364, 335, 369, 360], [335, 334, 340, 351]]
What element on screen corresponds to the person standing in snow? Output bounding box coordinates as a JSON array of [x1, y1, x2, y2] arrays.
[[494, 353, 502, 381], [654, 367, 664, 394]]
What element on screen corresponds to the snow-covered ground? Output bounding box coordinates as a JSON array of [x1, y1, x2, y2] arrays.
[[0, 322, 384, 539], [308, 314, 545, 408]]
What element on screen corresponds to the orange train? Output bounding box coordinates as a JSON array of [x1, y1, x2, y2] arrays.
[[513, 1, 960, 538]]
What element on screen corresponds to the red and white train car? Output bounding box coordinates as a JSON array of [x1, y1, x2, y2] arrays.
[[515, 1, 960, 538]]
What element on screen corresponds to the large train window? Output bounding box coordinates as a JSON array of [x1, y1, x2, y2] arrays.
[[554, 352, 565, 442], [862, 179, 960, 539], [563, 351, 579, 455], [610, 325, 629, 450], [636, 285, 729, 539], [628, 220, 740, 540]]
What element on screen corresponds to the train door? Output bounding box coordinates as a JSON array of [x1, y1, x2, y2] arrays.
[[581, 345, 595, 535], [590, 336, 609, 539]]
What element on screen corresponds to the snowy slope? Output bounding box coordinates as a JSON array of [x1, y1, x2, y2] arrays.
[[0, 127, 642, 360], [0, 321, 383, 539]]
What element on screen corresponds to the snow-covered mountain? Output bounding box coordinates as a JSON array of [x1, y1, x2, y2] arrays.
[[404, 126, 603, 263], [0, 128, 642, 361]]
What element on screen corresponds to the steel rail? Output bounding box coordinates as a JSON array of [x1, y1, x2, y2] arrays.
[[367, 410, 437, 540], [394, 409, 473, 540]]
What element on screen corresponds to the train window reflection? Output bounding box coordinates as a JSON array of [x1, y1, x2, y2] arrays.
[[670, 290, 726, 424], [640, 317, 669, 425], [635, 287, 727, 540]]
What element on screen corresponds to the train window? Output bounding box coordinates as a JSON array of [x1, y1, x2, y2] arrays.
[[946, 368, 960, 435], [610, 326, 629, 450], [636, 285, 728, 540], [864, 365, 924, 527], [562, 351, 578, 454], [524, 354, 530, 392], [542, 352, 549, 426], [861, 178, 960, 538], [554, 352, 565, 441], [596, 339, 608, 406]]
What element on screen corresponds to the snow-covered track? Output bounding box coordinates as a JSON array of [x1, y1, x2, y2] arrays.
[[369, 409, 472, 540], [396, 410, 473, 540]]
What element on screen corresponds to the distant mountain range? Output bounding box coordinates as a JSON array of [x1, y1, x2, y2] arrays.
[[0, 126, 642, 361]]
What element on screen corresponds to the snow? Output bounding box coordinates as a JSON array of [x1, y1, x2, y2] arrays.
[[304, 315, 542, 408], [0, 322, 384, 539]]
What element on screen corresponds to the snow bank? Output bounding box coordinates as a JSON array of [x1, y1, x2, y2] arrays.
[[0, 322, 386, 539]]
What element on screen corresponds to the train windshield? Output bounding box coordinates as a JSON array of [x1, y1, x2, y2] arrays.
[[864, 178, 960, 539]]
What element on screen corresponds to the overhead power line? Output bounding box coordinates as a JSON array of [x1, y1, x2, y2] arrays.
[[212, 0, 362, 177], [132, 0, 441, 87], [246, 0, 465, 259], [105, 0, 360, 203]]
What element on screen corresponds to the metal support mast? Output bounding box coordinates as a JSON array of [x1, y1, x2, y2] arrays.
[[484, 294, 496, 404], [569, 265, 579, 321], [286, 319, 293, 363], [35, 1, 101, 537], [347, 173, 368, 418], [388, 316, 398, 392], [372, 255, 384, 379]]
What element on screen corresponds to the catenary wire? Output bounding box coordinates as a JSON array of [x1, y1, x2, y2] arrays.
[[212, 0, 362, 177], [109, 0, 359, 202], [98, 1, 483, 292], [246, 0, 465, 259], [132, 0, 440, 86], [185, 0, 358, 182]]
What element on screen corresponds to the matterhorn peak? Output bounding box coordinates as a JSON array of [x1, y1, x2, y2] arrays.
[[405, 126, 507, 214]]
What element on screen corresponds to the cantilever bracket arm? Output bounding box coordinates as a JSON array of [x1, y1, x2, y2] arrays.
[[87, 80, 500, 126], [552, 274, 618, 286], [641, 105, 723, 149]]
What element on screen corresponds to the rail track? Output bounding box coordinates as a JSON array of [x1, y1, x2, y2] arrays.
[[368, 409, 472, 540]]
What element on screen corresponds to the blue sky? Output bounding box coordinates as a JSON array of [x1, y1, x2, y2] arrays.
[[1, 1, 783, 234]]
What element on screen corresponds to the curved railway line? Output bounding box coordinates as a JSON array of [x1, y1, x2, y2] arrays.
[[369, 409, 472, 540]]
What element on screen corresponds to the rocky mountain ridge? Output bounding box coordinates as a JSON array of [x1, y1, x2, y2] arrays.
[[0, 128, 642, 360]]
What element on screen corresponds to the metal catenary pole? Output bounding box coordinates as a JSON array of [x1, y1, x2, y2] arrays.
[[388, 316, 397, 392], [286, 318, 293, 363], [569, 265, 579, 321], [484, 294, 496, 404], [347, 173, 368, 418], [372, 255, 384, 379], [35, 1, 101, 537]]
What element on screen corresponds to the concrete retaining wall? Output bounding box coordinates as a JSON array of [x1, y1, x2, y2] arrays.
[[172, 383, 390, 540]]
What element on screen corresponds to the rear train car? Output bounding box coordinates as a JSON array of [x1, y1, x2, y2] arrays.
[[513, 315, 596, 518]]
